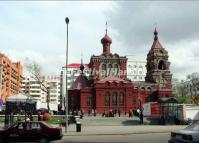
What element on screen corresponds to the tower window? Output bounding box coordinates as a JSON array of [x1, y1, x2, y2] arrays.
[[158, 60, 166, 70], [114, 64, 119, 76], [107, 64, 112, 76], [101, 64, 107, 77]]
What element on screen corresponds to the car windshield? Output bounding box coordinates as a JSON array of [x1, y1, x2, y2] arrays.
[[185, 121, 199, 131]]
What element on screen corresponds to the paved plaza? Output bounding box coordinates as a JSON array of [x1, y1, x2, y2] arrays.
[[60, 116, 186, 136]]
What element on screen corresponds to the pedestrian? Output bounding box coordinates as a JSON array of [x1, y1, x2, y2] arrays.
[[88, 109, 91, 116], [91, 109, 94, 116], [102, 110, 105, 117], [114, 109, 117, 117], [128, 109, 132, 118], [38, 112, 42, 121], [140, 112, 143, 124], [30, 114, 34, 121], [118, 110, 121, 117]]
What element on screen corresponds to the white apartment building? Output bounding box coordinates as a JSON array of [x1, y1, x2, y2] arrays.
[[22, 77, 44, 102], [126, 55, 146, 81], [22, 75, 61, 111]]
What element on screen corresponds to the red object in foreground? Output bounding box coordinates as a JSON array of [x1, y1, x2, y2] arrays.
[[0, 121, 63, 143], [43, 113, 51, 121]]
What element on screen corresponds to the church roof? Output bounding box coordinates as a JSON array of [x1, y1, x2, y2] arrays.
[[70, 62, 91, 90], [151, 28, 164, 49], [97, 76, 129, 83], [70, 74, 91, 90], [67, 63, 89, 68]]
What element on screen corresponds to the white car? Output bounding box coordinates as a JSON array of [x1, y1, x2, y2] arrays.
[[169, 120, 199, 143]]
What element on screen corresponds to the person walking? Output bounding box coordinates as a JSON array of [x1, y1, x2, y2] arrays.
[[38, 112, 42, 121], [118, 110, 121, 117], [140, 112, 144, 124]]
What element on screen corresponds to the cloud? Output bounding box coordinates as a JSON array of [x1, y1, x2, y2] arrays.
[[0, 1, 113, 76], [1, 1, 199, 79], [106, 1, 199, 79]]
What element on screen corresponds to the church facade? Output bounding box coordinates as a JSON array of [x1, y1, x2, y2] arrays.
[[68, 28, 172, 115]]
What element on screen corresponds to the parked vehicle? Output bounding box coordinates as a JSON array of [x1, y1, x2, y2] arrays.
[[0, 121, 63, 143], [168, 120, 199, 143]]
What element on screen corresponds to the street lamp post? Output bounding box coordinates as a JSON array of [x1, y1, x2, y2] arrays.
[[0, 60, 3, 100], [65, 17, 69, 133]]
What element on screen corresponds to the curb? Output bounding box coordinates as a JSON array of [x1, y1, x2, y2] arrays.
[[63, 131, 172, 136]]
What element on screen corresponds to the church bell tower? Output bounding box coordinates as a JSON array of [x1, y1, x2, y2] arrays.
[[145, 28, 172, 89]]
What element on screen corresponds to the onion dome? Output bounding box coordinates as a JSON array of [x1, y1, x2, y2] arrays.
[[101, 34, 112, 44]]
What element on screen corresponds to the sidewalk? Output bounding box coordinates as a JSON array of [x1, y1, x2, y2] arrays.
[[61, 124, 186, 136]]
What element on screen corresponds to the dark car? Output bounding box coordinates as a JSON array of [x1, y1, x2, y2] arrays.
[[0, 121, 63, 143], [168, 120, 199, 143]]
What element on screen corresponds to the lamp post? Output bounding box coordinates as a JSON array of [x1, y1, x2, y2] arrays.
[[65, 17, 69, 133], [0, 60, 2, 100]]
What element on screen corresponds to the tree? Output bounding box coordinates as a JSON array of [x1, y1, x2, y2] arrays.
[[172, 78, 188, 98], [173, 73, 199, 104], [186, 72, 199, 104], [24, 58, 51, 112]]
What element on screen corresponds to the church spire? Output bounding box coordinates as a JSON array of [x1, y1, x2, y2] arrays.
[[154, 27, 158, 40], [101, 22, 112, 56], [106, 21, 107, 35], [80, 54, 84, 74], [150, 27, 163, 49]]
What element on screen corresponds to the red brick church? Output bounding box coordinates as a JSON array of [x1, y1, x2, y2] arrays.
[[68, 27, 172, 115]]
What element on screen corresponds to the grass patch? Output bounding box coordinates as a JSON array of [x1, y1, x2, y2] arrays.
[[45, 116, 62, 124], [0, 115, 76, 125]]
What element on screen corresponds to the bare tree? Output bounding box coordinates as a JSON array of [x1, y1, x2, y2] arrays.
[[186, 72, 199, 104], [187, 73, 199, 96], [24, 58, 51, 112]]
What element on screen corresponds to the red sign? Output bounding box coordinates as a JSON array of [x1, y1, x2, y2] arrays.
[[151, 103, 160, 115]]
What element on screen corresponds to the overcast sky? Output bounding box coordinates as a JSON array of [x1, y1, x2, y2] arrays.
[[1, 1, 199, 79]]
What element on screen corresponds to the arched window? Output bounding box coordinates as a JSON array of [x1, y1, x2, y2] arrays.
[[147, 87, 151, 91], [101, 64, 107, 77], [114, 64, 119, 76], [107, 64, 112, 76], [104, 92, 110, 106], [87, 96, 91, 106], [158, 60, 166, 70], [141, 87, 145, 91], [112, 92, 117, 105], [119, 92, 125, 105]]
